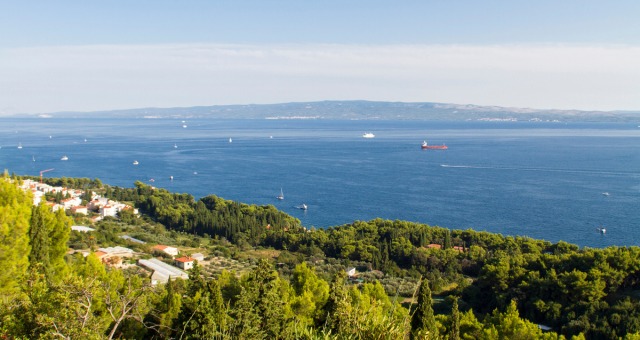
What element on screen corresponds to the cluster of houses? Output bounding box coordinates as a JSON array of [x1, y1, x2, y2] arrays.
[[79, 236, 206, 284], [73, 239, 207, 285], [142, 245, 205, 284], [19, 179, 200, 285], [20, 179, 138, 221]]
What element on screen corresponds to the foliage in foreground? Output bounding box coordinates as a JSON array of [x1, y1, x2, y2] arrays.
[[3, 177, 640, 338]]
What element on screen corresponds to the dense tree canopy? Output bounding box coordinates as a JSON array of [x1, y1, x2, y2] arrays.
[[1, 177, 639, 338]]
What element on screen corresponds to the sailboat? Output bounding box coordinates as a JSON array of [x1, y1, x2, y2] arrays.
[[17, 142, 22, 149], [174, 143, 178, 149], [229, 138, 233, 143], [277, 188, 284, 200]]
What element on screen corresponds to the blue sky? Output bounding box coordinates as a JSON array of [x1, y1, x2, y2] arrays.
[[1, 1, 639, 114]]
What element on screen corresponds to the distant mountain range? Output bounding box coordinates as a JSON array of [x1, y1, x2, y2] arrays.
[[29, 100, 640, 122]]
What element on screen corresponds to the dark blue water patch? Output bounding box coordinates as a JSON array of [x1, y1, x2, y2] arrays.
[[1, 118, 639, 248]]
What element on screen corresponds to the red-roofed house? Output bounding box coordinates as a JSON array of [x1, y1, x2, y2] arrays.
[[175, 256, 195, 270], [93, 251, 108, 260]]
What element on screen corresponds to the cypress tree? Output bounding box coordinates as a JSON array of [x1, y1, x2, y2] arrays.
[[450, 297, 460, 340], [29, 204, 51, 276], [444, 230, 452, 250], [411, 278, 438, 338]]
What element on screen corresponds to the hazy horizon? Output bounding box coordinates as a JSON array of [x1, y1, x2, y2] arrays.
[[2, 1, 639, 115]]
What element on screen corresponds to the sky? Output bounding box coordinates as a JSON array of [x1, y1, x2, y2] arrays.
[[1, 1, 639, 115]]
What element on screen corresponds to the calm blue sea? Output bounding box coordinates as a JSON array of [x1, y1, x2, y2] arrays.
[[1, 118, 639, 248]]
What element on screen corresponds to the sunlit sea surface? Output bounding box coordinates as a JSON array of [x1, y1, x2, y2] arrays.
[[1, 118, 639, 248]]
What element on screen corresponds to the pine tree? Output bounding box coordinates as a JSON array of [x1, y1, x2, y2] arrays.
[[0, 179, 32, 295], [411, 278, 438, 338], [252, 259, 286, 337], [323, 270, 352, 335], [28, 203, 70, 282], [47, 208, 70, 280]]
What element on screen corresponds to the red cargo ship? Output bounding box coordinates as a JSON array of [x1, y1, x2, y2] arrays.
[[421, 141, 448, 150]]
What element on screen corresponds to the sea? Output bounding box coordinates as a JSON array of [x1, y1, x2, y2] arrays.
[[1, 118, 639, 248]]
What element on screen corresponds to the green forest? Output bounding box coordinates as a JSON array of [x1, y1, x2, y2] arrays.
[[2, 176, 640, 339]]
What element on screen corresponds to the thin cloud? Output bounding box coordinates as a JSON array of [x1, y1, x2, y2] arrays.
[[1, 43, 639, 114]]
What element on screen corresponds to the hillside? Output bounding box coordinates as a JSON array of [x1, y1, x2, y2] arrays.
[[3, 176, 640, 338], [26, 100, 640, 122]]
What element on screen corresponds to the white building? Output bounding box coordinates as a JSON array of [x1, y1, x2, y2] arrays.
[[61, 197, 82, 209], [346, 267, 357, 277], [120, 235, 146, 244], [98, 246, 135, 258], [191, 253, 205, 261], [71, 225, 95, 233], [138, 258, 189, 285], [100, 205, 118, 217], [153, 245, 179, 257], [175, 256, 195, 270], [71, 206, 88, 215]]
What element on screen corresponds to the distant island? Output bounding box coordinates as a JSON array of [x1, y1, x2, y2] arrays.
[[22, 100, 640, 123]]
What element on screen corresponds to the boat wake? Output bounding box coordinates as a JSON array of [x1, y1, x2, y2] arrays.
[[440, 164, 638, 177]]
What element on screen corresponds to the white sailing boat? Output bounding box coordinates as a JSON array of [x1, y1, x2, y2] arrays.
[[17, 142, 22, 149], [277, 188, 284, 200]]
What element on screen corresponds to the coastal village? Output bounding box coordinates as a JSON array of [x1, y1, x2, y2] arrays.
[[19, 178, 207, 285], [18, 178, 366, 286]]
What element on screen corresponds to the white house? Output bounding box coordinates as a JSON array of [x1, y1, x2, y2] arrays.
[[61, 197, 82, 209], [100, 205, 118, 217], [174, 256, 195, 270], [88, 197, 109, 211], [346, 267, 357, 277], [191, 253, 205, 261], [71, 206, 88, 215]]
